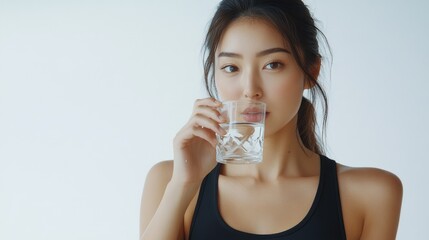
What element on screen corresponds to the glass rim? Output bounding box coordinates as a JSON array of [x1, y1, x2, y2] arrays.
[[220, 100, 266, 106]]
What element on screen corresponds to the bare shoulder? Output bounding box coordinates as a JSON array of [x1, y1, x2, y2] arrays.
[[140, 160, 174, 235], [336, 163, 403, 197], [141, 160, 175, 207], [336, 163, 403, 239], [145, 160, 174, 184]]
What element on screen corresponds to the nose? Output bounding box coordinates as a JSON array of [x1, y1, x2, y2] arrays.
[[244, 89, 262, 99], [242, 69, 263, 100]]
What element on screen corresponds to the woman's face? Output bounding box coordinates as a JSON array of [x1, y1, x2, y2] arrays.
[[215, 17, 311, 136]]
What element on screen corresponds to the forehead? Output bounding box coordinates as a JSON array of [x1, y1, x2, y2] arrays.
[[216, 17, 290, 55]]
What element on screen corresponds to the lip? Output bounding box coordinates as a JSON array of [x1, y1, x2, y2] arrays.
[[242, 107, 263, 114], [241, 107, 268, 122]]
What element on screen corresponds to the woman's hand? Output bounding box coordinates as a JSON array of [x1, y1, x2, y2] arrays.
[[171, 98, 226, 185]]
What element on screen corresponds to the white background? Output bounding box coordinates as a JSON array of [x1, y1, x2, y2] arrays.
[[0, 0, 428, 239]]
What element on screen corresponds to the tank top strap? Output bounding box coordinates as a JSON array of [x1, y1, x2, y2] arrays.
[[189, 163, 221, 235], [319, 155, 347, 239]]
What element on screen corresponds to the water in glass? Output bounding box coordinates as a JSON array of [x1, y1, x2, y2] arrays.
[[216, 122, 264, 164]]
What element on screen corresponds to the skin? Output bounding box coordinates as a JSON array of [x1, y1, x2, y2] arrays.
[[139, 17, 403, 240]]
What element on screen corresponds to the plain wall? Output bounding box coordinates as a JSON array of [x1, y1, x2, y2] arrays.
[[0, 0, 428, 239]]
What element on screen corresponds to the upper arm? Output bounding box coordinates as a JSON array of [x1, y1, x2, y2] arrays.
[[139, 161, 181, 238], [357, 168, 403, 240]]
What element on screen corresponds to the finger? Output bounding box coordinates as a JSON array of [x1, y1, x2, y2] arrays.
[[192, 114, 227, 136], [192, 126, 218, 148], [194, 98, 222, 109], [193, 105, 225, 123]]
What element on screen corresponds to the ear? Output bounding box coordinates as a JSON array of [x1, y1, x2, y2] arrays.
[[304, 58, 321, 90]]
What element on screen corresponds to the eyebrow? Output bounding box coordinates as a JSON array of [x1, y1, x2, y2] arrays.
[[217, 47, 291, 58]]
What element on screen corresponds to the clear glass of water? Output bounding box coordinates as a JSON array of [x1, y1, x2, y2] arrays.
[[216, 100, 266, 164]]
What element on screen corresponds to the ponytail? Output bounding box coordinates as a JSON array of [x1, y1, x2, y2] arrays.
[[297, 96, 325, 155]]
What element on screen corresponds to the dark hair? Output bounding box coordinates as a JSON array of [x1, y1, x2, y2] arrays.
[[203, 0, 331, 155]]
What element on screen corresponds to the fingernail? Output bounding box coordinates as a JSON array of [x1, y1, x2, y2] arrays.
[[218, 115, 225, 122]]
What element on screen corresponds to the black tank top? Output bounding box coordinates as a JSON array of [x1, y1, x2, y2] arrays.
[[189, 155, 347, 240]]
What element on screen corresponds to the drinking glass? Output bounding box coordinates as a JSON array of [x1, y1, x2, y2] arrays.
[[216, 100, 266, 164]]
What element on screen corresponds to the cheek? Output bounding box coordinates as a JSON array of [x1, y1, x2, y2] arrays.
[[272, 73, 305, 102], [268, 74, 305, 122], [215, 78, 242, 101]]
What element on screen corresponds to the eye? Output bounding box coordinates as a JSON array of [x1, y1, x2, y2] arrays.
[[264, 62, 283, 70], [221, 65, 238, 73]]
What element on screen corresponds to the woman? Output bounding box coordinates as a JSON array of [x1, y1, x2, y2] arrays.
[[139, 0, 403, 239]]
